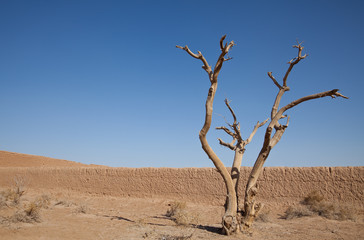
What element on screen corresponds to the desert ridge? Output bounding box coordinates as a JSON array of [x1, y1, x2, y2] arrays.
[[0, 150, 97, 168]]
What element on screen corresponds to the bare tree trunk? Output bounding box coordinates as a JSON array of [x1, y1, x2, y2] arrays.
[[177, 36, 240, 235], [231, 151, 243, 197], [241, 148, 269, 229], [241, 43, 348, 231], [198, 83, 239, 235]]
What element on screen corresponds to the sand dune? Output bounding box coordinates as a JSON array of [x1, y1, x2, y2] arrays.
[[0, 150, 89, 168]]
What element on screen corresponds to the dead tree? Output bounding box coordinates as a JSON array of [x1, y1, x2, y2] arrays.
[[177, 36, 267, 235], [177, 36, 348, 235], [240, 42, 348, 230]]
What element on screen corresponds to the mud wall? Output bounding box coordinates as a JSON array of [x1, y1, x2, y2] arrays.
[[0, 167, 362, 206]]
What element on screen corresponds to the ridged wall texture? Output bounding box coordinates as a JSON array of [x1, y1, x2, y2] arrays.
[[0, 167, 362, 207]]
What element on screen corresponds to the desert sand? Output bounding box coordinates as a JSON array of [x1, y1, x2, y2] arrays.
[[0, 150, 363, 240]]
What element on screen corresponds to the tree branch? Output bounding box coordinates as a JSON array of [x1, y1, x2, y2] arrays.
[[267, 72, 282, 89], [218, 138, 236, 151], [224, 99, 237, 125], [270, 42, 307, 119], [246, 118, 269, 144], [277, 89, 349, 118], [268, 89, 348, 148], [223, 99, 243, 144], [220, 35, 226, 50], [283, 43, 307, 87], [176, 45, 213, 80], [216, 126, 235, 137], [212, 36, 235, 83], [271, 88, 287, 119]]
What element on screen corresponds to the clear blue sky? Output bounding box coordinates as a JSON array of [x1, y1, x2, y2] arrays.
[[1, 0, 363, 167]]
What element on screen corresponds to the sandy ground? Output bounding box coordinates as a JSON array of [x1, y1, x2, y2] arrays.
[[1, 190, 363, 240], [0, 151, 363, 239]]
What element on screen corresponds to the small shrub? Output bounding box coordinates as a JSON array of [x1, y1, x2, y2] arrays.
[[10, 201, 41, 223], [166, 201, 186, 217], [284, 191, 358, 221], [75, 204, 89, 214], [35, 194, 51, 209], [166, 201, 199, 226], [24, 202, 41, 222], [255, 209, 271, 222], [310, 201, 357, 221], [2, 188, 24, 206], [283, 205, 315, 220], [0, 192, 7, 208], [301, 190, 324, 206], [1, 176, 27, 206], [173, 211, 199, 226]]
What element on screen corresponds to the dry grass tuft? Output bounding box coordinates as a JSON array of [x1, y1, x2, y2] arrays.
[[75, 204, 89, 214], [255, 209, 272, 222], [10, 201, 41, 223], [35, 194, 51, 209], [0, 178, 50, 225], [301, 190, 324, 206], [173, 211, 199, 226], [0, 192, 7, 208], [310, 201, 357, 221], [1, 187, 25, 206], [0, 176, 27, 207], [283, 205, 315, 220], [166, 201, 187, 217], [166, 201, 199, 226], [283, 191, 358, 221]]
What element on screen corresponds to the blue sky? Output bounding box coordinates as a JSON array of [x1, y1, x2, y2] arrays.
[[0, 0, 363, 167]]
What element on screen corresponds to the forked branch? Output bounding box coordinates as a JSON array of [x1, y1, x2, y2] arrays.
[[213, 37, 235, 83], [176, 45, 213, 79], [217, 138, 236, 150], [246, 118, 269, 144], [283, 42, 308, 87], [216, 99, 268, 151], [270, 42, 307, 118]]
